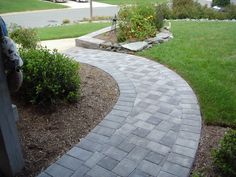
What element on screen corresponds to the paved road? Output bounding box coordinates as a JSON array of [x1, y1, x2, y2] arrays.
[[1, 6, 119, 28], [37, 46, 201, 177]]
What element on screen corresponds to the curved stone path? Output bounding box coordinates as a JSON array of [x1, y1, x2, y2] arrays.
[[38, 47, 201, 177]]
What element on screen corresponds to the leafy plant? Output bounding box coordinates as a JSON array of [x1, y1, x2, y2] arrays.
[[212, 129, 236, 177], [19, 47, 80, 105], [117, 4, 163, 42], [10, 25, 40, 49]]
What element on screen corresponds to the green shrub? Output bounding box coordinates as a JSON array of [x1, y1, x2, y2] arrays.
[[172, 0, 204, 19], [118, 4, 163, 42], [213, 0, 230, 7], [19, 47, 80, 105], [10, 25, 40, 49], [156, 4, 172, 20], [225, 4, 236, 19], [212, 129, 236, 177]]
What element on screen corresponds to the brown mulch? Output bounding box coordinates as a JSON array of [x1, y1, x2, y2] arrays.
[[14, 63, 119, 177], [191, 124, 230, 177]]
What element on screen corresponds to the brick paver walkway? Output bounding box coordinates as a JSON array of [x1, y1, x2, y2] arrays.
[[38, 47, 201, 177]]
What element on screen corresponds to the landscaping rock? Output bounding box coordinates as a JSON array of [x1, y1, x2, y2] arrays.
[[121, 41, 149, 52]]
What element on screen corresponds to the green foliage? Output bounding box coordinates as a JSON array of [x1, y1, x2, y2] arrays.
[[19, 47, 80, 105], [167, 0, 234, 20], [213, 0, 230, 7], [212, 130, 236, 177], [10, 25, 40, 49], [172, 0, 202, 19], [225, 5, 236, 19], [118, 4, 163, 42]]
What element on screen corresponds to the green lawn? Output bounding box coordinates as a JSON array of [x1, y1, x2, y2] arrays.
[[37, 22, 110, 40], [95, 0, 167, 5], [140, 21, 236, 127], [0, 0, 67, 14]]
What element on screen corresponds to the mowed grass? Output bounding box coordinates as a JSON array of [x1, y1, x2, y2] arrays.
[[95, 0, 167, 5], [0, 0, 67, 14], [37, 22, 110, 40], [140, 21, 236, 127]]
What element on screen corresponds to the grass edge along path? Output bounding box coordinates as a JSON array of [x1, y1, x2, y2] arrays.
[[139, 21, 236, 128], [37, 22, 110, 40], [0, 0, 67, 14]]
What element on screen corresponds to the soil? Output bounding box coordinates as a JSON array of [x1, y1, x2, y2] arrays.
[[191, 124, 230, 177], [95, 30, 118, 43], [13, 63, 119, 177]]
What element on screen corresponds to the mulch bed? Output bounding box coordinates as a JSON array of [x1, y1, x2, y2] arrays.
[[191, 124, 230, 177], [13, 63, 119, 177]]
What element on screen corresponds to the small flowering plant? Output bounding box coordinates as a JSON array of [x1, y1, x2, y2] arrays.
[[117, 4, 163, 42]]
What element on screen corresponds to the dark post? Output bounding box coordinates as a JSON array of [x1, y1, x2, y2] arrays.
[[0, 37, 24, 176]]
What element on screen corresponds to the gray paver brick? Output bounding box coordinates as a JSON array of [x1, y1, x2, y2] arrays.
[[179, 131, 200, 141], [172, 145, 196, 158], [85, 152, 105, 168], [134, 112, 152, 121], [111, 109, 130, 117], [175, 138, 199, 149], [138, 160, 161, 176], [146, 141, 170, 155], [86, 132, 109, 144], [158, 171, 177, 177], [160, 130, 178, 147], [108, 134, 124, 146], [104, 146, 127, 161], [162, 161, 190, 177], [105, 114, 126, 123], [128, 169, 150, 177], [132, 127, 150, 138], [167, 153, 194, 168], [134, 120, 155, 130], [98, 156, 119, 170], [45, 163, 73, 177], [146, 116, 162, 125], [118, 141, 136, 153], [157, 120, 175, 131], [145, 151, 164, 165], [127, 134, 150, 147], [87, 165, 117, 177], [37, 173, 51, 177], [147, 129, 166, 143], [56, 154, 83, 171], [93, 125, 115, 137], [67, 147, 93, 161], [113, 158, 138, 176], [77, 139, 103, 152], [180, 124, 201, 133], [99, 120, 122, 129], [71, 165, 90, 177], [127, 146, 149, 162]]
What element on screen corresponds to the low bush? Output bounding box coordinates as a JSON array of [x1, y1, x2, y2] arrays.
[[213, 0, 230, 7], [167, 0, 235, 20], [19, 47, 80, 105], [117, 4, 163, 42], [10, 25, 40, 49], [212, 129, 236, 177], [225, 4, 236, 19]]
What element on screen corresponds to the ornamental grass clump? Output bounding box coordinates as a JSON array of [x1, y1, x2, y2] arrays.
[[117, 4, 163, 42], [19, 47, 80, 106]]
